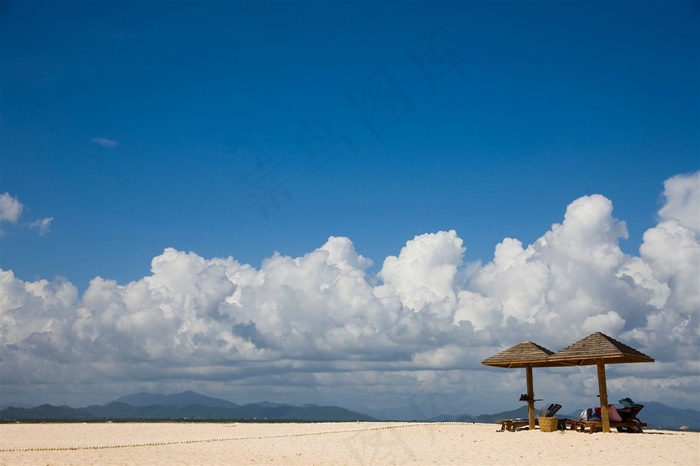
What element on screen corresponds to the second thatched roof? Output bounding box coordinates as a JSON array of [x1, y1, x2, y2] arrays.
[[547, 332, 654, 366]]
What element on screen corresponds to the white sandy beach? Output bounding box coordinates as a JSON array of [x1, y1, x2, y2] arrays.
[[1, 422, 698, 465]]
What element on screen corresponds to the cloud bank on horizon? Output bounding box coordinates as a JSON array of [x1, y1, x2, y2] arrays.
[[1, 172, 698, 411]]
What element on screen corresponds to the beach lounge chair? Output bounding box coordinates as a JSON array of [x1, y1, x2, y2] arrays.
[[565, 419, 648, 434], [564, 404, 647, 434], [497, 418, 529, 432], [615, 403, 646, 432], [617, 403, 644, 421], [538, 403, 562, 418]]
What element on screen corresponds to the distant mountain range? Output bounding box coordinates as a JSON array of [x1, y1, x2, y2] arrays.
[[0, 394, 374, 422], [1, 391, 697, 431], [113, 390, 241, 409]]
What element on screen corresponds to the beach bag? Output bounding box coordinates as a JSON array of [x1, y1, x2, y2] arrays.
[[609, 404, 622, 422], [619, 398, 635, 408]]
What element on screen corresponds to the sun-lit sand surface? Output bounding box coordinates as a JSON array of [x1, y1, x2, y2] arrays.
[[1, 422, 698, 465]]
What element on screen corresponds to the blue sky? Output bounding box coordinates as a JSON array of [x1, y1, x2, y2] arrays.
[[3, 0, 697, 288], [1, 1, 699, 412]]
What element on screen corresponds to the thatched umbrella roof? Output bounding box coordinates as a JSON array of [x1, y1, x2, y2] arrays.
[[482, 341, 557, 368], [481, 333, 655, 433], [547, 332, 654, 433], [481, 341, 561, 430], [546, 332, 654, 365]]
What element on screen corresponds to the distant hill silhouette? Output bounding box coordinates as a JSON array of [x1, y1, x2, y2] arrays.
[[637, 401, 700, 430], [114, 391, 240, 409], [0, 392, 375, 422], [0, 404, 95, 421], [469, 406, 529, 423], [1, 392, 697, 430]]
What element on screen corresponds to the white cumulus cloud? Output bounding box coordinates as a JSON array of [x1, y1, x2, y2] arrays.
[[658, 171, 699, 233], [27, 217, 54, 236], [0, 192, 23, 223], [0, 173, 698, 412], [91, 137, 119, 148], [0, 193, 53, 237], [376, 230, 464, 319]]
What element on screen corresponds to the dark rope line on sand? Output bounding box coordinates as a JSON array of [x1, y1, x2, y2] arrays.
[[0, 422, 487, 452]]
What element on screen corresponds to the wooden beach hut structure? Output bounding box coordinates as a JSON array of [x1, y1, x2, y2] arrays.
[[546, 332, 655, 433], [481, 341, 563, 430]]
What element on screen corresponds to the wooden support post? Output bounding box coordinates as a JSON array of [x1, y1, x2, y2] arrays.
[[526, 365, 535, 430], [597, 361, 610, 433]]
